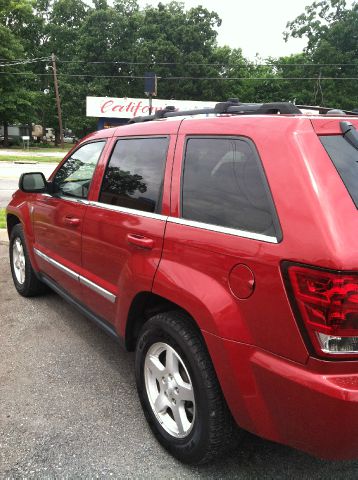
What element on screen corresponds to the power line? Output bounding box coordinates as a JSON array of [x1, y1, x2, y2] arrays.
[[0, 56, 50, 61], [0, 71, 358, 80], [57, 59, 358, 67], [0, 57, 51, 67], [1, 57, 358, 68]]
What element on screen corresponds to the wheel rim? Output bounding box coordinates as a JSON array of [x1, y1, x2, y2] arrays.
[[144, 342, 195, 438], [12, 237, 26, 285]]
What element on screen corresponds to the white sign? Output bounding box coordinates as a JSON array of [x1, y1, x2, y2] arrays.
[[86, 96, 217, 119]]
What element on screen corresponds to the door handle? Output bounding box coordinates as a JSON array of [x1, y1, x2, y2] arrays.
[[127, 233, 154, 250], [64, 216, 80, 227]]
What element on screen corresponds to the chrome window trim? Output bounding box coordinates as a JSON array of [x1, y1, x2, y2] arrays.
[[167, 217, 278, 243], [34, 248, 116, 303], [39, 193, 89, 205], [89, 201, 167, 221], [60, 196, 90, 205], [87, 202, 276, 242]]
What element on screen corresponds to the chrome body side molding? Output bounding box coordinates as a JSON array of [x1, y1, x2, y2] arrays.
[[34, 248, 116, 303]]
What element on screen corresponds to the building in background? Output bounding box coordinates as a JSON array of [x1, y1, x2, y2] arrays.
[[86, 96, 217, 130], [0, 124, 32, 145]]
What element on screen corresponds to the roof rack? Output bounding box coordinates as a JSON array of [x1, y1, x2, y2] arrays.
[[128, 99, 357, 124], [128, 100, 301, 124], [296, 105, 358, 115]]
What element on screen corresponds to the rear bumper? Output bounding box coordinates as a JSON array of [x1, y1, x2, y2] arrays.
[[203, 331, 358, 460]]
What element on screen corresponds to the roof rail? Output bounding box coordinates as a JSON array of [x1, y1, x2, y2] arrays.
[[223, 102, 301, 115], [296, 105, 358, 115], [128, 105, 216, 123], [128, 100, 301, 124]]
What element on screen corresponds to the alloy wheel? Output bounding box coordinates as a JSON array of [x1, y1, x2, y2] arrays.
[[144, 342, 195, 438], [12, 237, 26, 285]]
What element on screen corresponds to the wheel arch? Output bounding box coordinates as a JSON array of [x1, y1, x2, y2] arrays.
[[6, 213, 21, 237], [6, 206, 39, 273], [125, 291, 204, 351]]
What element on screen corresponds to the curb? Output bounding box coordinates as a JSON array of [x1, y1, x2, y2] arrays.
[[14, 160, 39, 164], [0, 229, 8, 245]]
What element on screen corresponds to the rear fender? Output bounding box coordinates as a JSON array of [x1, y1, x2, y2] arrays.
[[152, 258, 252, 342]]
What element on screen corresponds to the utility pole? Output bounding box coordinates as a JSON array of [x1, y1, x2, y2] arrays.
[[51, 53, 64, 148], [149, 94, 153, 115]]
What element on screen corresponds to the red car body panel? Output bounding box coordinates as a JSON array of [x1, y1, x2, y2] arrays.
[[204, 330, 358, 460], [32, 196, 87, 299], [6, 114, 358, 460]]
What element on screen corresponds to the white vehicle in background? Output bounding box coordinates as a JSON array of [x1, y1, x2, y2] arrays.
[[63, 135, 77, 144], [43, 127, 55, 142]]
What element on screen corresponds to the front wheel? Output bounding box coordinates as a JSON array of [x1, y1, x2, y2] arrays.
[[9, 224, 47, 297], [135, 311, 236, 465]]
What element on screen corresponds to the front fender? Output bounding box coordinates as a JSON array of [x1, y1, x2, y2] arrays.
[[6, 191, 40, 272]]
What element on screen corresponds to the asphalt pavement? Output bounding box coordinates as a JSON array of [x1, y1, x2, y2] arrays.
[[1, 244, 358, 478], [0, 162, 57, 207]]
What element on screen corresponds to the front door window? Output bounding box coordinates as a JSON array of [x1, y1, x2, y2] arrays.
[[54, 141, 105, 199]]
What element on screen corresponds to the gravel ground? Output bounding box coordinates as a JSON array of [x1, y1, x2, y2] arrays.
[[1, 243, 358, 479]]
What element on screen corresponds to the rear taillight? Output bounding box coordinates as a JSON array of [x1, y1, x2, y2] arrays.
[[286, 264, 358, 358]]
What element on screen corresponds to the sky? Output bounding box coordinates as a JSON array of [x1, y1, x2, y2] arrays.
[[137, 0, 315, 59]]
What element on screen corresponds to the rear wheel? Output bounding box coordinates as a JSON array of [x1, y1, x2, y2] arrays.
[[9, 224, 47, 297], [135, 311, 236, 465]]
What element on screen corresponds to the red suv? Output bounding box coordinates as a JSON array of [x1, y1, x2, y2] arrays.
[[6, 101, 358, 465]]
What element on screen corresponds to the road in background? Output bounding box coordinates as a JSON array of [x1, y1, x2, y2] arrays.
[[0, 150, 64, 158], [1, 245, 358, 478], [0, 162, 57, 207]]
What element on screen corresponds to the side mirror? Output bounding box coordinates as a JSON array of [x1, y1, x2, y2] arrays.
[[19, 172, 48, 193]]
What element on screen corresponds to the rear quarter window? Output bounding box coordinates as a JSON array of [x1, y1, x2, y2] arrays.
[[320, 135, 358, 208]]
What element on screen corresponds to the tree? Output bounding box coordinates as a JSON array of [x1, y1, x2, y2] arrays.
[[285, 0, 358, 109], [0, 0, 45, 145], [41, 0, 90, 141], [0, 26, 38, 145], [129, 2, 223, 100]]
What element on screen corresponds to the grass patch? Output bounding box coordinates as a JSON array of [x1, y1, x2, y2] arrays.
[[0, 155, 60, 163], [0, 209, 5, 229]]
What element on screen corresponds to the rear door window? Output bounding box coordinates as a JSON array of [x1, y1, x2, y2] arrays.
[[320, 135, 358, 208], [181, 137, 280, 239]]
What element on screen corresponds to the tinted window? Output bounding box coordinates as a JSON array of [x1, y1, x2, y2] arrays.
[[54, 141, 105, 199], [99, 137, 168, 213], [182, 137, 277, 237], [320, 135, 358, 208]]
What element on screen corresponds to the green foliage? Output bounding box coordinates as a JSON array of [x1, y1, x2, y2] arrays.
[[285, 0, 358, 108], [0, 208, 6, 228], [0, 15, 39, 128], [1, 0, 358, 138]]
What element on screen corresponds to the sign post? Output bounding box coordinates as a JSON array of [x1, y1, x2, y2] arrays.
[[144, 72, 157, 115]]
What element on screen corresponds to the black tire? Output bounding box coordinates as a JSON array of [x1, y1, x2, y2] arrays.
[[135, 310, 236, 465], [9, 223, 47, 297]]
